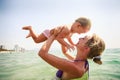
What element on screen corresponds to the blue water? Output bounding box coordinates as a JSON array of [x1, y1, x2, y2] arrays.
[[0, 48, 120, 80]]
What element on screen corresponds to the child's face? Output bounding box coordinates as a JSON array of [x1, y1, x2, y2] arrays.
[[73, 22, 90, 34], [79, 26, 90, 34]]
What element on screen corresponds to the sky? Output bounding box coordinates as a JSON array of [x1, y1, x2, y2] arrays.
[[0, 0, 120, 50]]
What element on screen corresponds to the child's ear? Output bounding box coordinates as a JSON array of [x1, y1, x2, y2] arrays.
[[77, 25, 81, 28], [78, 23, 81, 28], [79, 23, 82, 26]]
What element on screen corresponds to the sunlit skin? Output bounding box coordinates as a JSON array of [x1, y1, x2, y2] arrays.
[[38, 32, 92, 80], [22, 20, 90, 52]]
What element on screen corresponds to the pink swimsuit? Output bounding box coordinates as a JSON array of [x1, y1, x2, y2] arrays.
[[42, 29, 50, 38], [43, 26, 64, 38]]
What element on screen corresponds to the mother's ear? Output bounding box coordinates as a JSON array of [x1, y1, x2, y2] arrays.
[[84, 46, 90, 53]]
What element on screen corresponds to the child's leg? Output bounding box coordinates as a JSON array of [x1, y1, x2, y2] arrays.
[[34, 33, 47, 43], [26, 33, 31, 38], [22, 26, 33, 38], [22, 26, 47, 43]]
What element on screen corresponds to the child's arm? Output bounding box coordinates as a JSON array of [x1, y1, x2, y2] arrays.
[[53, 26, 75, 51], [61, 45, 75, 60], [67, 35, 75, 46], [57, 39, 74, 51]]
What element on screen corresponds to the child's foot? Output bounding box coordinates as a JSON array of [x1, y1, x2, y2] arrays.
[[26, 33, 31, 38], [22, 26, 31, 30]]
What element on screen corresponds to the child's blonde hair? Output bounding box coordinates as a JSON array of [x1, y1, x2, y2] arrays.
[[75, 17, 91, 29]]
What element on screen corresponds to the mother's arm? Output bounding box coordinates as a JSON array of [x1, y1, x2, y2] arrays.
[[38, 35, 84, 76]]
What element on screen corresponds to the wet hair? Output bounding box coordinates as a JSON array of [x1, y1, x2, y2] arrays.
[[75, 17, 91, 29], [85, 34, 105, 65]]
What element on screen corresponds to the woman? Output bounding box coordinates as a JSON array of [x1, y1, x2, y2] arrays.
[[38, 30, 105, 80]]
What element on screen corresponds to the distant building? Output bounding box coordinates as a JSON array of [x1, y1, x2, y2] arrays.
[[0, 45, 5, 49], [14, 44, 26, 52], [14, 44, 19, 51]]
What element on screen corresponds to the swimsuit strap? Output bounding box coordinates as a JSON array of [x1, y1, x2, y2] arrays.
[[74, 60, 89, 80], [74, 59, 86, 62], [74, 60, 89, 69], [85, 60, 89, 80]]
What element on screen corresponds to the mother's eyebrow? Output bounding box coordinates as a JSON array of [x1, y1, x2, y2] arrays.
[[85, 35, 91, 39], [84, 36, 88, 38]]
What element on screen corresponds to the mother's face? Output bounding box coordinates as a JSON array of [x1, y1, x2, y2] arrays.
[[76, 35, 91, 48]]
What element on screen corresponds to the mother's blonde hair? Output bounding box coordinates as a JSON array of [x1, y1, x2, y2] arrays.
[[86, 34, 105, 65]]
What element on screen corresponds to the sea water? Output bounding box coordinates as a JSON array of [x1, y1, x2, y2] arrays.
[[0, 48, 120, 80]]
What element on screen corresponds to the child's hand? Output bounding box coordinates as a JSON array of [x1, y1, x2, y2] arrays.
[[66, 45, 75, 52]]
